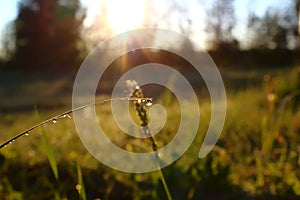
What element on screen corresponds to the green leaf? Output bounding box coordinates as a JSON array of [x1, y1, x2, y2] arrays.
[[34, 108, 59, 180], [75, 161, 87, 200]]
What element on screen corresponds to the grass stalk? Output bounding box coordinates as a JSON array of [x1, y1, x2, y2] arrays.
[[34, 107, 59, 180], [262, 90, 300, 161], [0, 97, 151, 149], [128, 80, 173, 200], [75, 160, 87, 200], [157, 167, 173, 200]]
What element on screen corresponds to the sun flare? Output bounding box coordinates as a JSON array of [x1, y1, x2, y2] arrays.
[[105, 0, 146, 33]]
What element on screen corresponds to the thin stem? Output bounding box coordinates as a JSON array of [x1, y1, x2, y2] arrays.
[[157, 167, 173, 200], [0, 97, 152, 149], [130, 83, 172, 200]]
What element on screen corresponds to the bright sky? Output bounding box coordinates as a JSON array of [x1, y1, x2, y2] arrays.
[[0, 0, 288, 50], [0, 0, 20, 31]]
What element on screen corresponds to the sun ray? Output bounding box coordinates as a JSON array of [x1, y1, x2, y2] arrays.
[[105, 0, 146, 33]]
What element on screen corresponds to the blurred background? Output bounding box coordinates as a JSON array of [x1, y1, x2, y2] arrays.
[[0, 0, 300, 199]]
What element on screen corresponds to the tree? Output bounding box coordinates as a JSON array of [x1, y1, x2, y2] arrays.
[[246, 0, 300, 50], [295, 0, 299, 47], [295, 0, 300, 35], [11, 0, 85, 71], [247, 10, 288, 50], [205, 0, 238, 50], [0, 22, 15, 63]]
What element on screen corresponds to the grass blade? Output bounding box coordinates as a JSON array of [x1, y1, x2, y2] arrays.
[[75, 161, 87, 200], [0, 97, 151, 149], [35, 108, 59, 180]]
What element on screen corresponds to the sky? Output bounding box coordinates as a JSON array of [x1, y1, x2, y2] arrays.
[[0, 0, 19, 31], [0, 0, 287, 50]]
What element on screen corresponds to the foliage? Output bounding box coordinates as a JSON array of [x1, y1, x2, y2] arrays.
[[205, 0, 238, 51], [10, 0, 85, 71], [247, 10, 289, 50], [0, 67, 300, 199]]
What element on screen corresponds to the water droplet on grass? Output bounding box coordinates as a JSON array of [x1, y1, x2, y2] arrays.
[[145, 100, 152, 107], [65, 114, 71, 118], [75, 184, 82, 191], [60, 114, 71, 119], [25, 132, 29, 136], [52, 119, 58, 123]]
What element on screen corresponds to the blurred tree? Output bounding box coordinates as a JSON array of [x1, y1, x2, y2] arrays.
[[205, 0, 238, 51], [296, 0, 300, 34], [296, 0, 300, 46], [247, 1, 300, 50], [0, 22, 15, 63], [82, 0, 191, 52], [247, 10, 287, 50], [11, 0, 85, 72]]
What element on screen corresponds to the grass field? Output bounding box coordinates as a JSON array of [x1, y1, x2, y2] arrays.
[[0, 67, 300, 199]]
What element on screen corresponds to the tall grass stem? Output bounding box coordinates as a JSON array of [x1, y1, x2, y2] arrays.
[[129, 81, 173, 200]]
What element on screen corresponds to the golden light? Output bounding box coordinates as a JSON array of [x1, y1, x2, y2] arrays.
[[105, 0, 146, 33]]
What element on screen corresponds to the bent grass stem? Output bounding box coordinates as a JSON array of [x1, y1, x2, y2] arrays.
[[129, 81, 173, 200], [0, 97, 152, 149]]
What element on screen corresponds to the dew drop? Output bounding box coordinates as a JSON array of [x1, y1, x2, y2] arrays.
[[75, 184, 82, 191], [145, 100, 152, 107], [52, 118, 58, 123], [25, 132, 29, 136]]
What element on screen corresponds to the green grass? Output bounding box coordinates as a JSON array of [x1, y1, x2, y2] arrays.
[[0, 67, 300, 199], [35, 108, 59, 180]]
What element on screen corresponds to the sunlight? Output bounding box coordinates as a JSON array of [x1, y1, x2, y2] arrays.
[[105, 0, 146, 33]]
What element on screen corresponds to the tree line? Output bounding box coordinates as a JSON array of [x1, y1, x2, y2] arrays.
[[0, 0, 299, 71], [1, 0, 85, 72]]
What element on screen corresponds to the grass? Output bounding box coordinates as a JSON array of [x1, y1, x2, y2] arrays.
[[35, 108, 59, 180], [0, 67, 299, 199], [128, 80, 172, 200]]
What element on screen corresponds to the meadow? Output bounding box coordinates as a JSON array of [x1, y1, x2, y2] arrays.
[[0, 66, 299, 199]]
